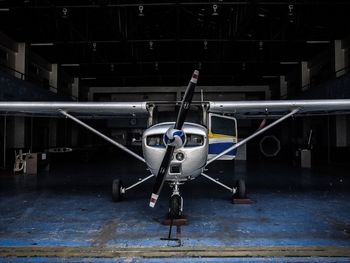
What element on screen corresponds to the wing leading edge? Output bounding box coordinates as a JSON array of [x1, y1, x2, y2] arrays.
[[0, 102, 148, 117], [1, 99, 350, 118], [209, 99, 350, 118]]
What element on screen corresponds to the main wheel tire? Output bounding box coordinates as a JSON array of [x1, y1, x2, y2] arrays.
[[169, 194, 182, 219], [236, 179, 246, 199], [112, 179, 124, 202]]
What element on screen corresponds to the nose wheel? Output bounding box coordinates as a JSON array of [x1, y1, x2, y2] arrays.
[[169, 193, 183, 219], [168, 182, 184, 219]]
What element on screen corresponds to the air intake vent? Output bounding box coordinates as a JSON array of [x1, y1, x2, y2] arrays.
[[170, 164, 181, 174]]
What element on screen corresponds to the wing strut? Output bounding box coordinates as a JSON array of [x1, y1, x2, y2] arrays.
[[58, 110, 145, 163], [206, 108, 300, 166]]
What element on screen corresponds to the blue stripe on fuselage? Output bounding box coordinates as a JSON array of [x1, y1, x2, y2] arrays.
[[209, 142, 237, 156]]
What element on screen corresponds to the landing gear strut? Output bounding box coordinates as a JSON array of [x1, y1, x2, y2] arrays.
[[111, 174, 155, 202], [201, 172, 251, 203]]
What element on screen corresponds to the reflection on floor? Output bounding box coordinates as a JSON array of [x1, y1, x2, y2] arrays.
[[0, 151, 349, 261]]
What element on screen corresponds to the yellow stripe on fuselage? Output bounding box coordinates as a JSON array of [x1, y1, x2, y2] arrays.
[[208, 132, 237, 139]]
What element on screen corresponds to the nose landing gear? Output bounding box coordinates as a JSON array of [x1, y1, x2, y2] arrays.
[[161, 182, 186, 243], [168, 182, 183, 219]]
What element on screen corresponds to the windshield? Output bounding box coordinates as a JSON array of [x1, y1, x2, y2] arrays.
[[146, 133, 204, 148]]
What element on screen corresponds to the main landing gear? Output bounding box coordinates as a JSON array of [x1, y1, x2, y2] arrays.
[[111, 174, 250, 220], [111, 174, 155, 202], [234, 179, 246, 199], [200, 172, 250, 203], [112, 179, 125, 202]]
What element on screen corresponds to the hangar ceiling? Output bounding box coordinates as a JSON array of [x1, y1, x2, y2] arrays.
[[0, 1, 350, 87]]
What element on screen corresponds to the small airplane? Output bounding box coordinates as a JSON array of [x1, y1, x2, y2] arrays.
[[1, 70, 350, 218]]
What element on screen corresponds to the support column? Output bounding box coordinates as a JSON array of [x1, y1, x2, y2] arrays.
[[336, 115, 348, 147], [3, 116, 6, 168], [50, 64, 58, 93], [334, 40, 345, 77], [71, 123, 78, 147], [15, 43, 26, 79], [301, 61, 310, 91], [49, 119, 57, 147], [176, 90, 182, 101], [72, 77, 79, 100], [302, 117, 311, 143], [280, 76, 288, 98], [8, 117, 25, 149]]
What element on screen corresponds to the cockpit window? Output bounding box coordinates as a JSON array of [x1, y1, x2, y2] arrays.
[[146, 133, 204, 148], [146, 134, 165, 147], [185, 134, 204, 147]]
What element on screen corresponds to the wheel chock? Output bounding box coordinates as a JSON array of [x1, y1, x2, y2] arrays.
[[232, 197, 254, 204], [162, 215, 188, 226]]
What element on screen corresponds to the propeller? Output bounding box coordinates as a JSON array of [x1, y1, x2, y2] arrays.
[[149, 70, 199, 208]]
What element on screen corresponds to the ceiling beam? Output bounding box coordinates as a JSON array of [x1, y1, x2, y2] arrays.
[[3, 2, 350, 9]]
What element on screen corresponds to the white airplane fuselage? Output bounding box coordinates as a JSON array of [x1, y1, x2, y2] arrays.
[[142, 122, 208, 182]]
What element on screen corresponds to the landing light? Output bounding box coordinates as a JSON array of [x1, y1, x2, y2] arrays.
[[176, 152, 185, 161]]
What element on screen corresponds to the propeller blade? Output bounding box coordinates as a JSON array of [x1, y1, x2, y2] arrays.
[[174, 70, 199, 130], [149, 70, 199, 208], [149, 145, 175, 208]]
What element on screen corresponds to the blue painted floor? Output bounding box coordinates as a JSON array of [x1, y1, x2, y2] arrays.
[[0, 151, 349, 261]]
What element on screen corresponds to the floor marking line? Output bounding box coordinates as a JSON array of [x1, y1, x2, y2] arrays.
[[1, 246, 350, 258]]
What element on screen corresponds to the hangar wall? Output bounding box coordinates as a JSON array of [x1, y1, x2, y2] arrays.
[[0, 32, 350, 167]]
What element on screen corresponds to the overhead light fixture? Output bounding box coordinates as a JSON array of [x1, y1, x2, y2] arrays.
[[138, 5, 144, 17], [197, 8, 205, 22], [61, 63, 80, 66], [280, 61, 299, 65], [288, 4, 294, 23], [62, 7, 68, 19], [0, 8, 10, 11], [80, 77, 96, 80], [306, 40, 330, 44], [30, 43, 54, 46], [203, 40, 208, 50], [149, 40, 153, 50], [259, 41, 263, 51], [212, 4, 218, 16], [258, 8, 268, 18]]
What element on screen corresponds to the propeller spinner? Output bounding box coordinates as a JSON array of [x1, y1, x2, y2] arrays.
[[149, 70, 199, 208]]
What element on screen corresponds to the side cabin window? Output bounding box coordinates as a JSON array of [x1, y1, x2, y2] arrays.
[[208, 113, 238, 161], [211, 116, 236, 137]]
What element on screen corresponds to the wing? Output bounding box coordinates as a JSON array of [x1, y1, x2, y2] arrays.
[[0, 101, 148, 118], [209, 99, 350, 118]]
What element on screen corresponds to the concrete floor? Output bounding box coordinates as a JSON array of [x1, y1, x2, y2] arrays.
[[0, 150, 349, 261]]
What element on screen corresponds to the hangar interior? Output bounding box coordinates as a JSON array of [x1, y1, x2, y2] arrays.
[[0, 1, 350, 262]]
